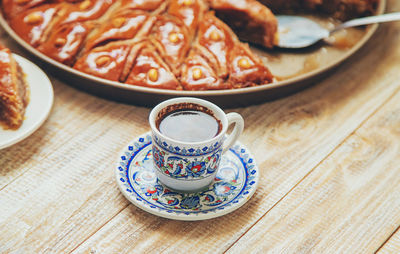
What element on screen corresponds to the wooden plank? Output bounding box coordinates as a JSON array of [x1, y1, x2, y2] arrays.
[[226, 86, 400, 253], [377, 228, 400, 254], [1, 1, 400, 253]]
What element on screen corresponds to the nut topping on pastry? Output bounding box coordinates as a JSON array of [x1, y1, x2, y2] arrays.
[[209, 29, 220, 41], [238, 57, 251, 69], [148, 68, 159, 82], [168, 32, 180, 43], [192, 67, 203, 80], [54, 38, 66, 47], [183, 0, 194, 6], [24, 12, 43, 25], [79, 0, 92, 10], [95, 55, 111, 67]]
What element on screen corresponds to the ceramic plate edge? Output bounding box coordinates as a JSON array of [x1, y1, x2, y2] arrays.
[[0, 54, 54, 149]]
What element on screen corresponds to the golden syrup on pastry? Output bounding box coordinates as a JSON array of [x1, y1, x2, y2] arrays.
[[238, 58, 251, 69], [148, 68, 159, 82], [192, 68, 202, 80], [24, 12, 43, 25], [16, 0, 30, 5]]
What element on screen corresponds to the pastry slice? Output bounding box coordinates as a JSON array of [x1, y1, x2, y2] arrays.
[[9, 3, 63, 47], [37, 22, 91, 66], [2, 0, 52, 20], [196, 12, 236, 79], [73, 40, 132, 82], [259, 0, 378, 20], [150, 15, 191, 76], [0, 45, 29, 130], [208, 0, 278, 48], [59, 0, 117, 25], [228, 43, 273, 88], [120, 0, 167, 12], [125, 43, 181, 90], [180, 46, 227, 90], [168, 0, 207, 38], [85, 10, 149, 50]]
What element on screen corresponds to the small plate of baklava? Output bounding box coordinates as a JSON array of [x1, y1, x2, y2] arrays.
[[0, 45, 53, 149]]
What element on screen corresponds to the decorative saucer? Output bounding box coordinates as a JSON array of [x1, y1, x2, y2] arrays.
[[115, 132, 259, 221]]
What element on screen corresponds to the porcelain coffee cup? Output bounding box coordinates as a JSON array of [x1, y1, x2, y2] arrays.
[[149, 97, 244, 192]]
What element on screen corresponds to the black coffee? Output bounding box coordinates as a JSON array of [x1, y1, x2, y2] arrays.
[[159, 110, 220, 142]]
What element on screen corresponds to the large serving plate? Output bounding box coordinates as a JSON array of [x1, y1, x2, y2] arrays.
[[0, 1, 385, 108]]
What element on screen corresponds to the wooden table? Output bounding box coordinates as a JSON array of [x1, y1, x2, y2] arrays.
[[1, 1, 400, 253]]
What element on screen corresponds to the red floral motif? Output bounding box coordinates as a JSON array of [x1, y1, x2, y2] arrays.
[[168, 200, 174, 204], [147, 187, 157, 194], [191, 164, 202, 173]]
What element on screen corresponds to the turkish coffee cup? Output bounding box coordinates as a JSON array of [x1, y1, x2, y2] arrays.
[[149, 97, 244, 192]]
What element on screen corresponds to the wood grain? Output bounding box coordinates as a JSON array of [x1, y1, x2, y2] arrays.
[[378, 228, 400, 253], [226, 85, 400, 254], [0, 0, 400, 253]]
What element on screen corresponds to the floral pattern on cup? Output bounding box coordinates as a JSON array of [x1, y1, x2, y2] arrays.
[[152, 145, 222, 180]]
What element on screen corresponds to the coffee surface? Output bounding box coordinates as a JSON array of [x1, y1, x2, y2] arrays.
[[159, 110, 220, 142]]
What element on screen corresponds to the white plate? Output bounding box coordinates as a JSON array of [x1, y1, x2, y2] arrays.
[[0, 54, 54, 149]]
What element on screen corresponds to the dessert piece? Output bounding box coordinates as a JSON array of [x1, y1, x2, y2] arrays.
[[150, 15, 191, 76], [228, 43, 273, 88], [73, 40, 133, 82], [120, 0, 166, 12], [180, 46, 227, 90], [59, 0, 117, 25], [208, 0, 278, 48], [196, 12, 236, 78], [0, 45, 29, 130], [259, 0, 379, 20], [2, 0, 51, 20], [196, 12, 273, 88], [9, 3, 63, 47], [125, 43, 181, 90], [37, 22, 91, 65], [168, 0, 207, 38], [85, 10, 149, 50]]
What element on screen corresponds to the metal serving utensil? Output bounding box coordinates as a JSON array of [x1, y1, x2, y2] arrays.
[[276, 12, 400, 48]]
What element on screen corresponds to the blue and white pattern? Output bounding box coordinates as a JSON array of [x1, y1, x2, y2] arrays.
[[153, 135, 223, 157], [152, 145, 222, 180], [115, 132, 259, 221]]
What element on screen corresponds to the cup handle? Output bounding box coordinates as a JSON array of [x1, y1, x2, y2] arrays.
[[222, 112, 244, 154]]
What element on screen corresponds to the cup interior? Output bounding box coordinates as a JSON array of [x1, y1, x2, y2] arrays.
[[149, 97, 228, 144]]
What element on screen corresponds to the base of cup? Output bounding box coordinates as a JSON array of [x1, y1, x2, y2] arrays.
[[155, 169, 217, 193]]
